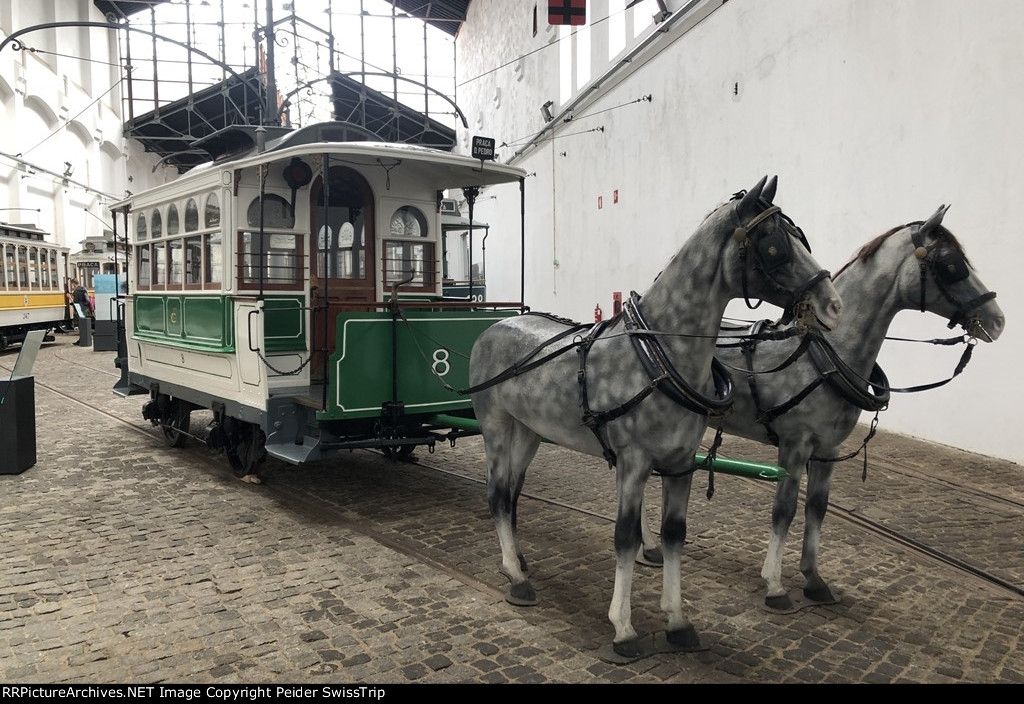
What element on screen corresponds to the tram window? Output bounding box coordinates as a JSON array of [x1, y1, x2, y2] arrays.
[[17, 246, 28, 287], [317, 219, 365, 279], [137, 245, 151, 288], [27, 247, 39, 288], [168, 239, 183, 286], [384, 241, 436, 288], [136, 212, 147, 241], [153, 241, 167, 286], [384, 206, 434, 289], [205, 194, 220, 228], [41, 250, 51, 288], [320, 218, 365, 279], [184, 236, 202, 286], [204, 232, 222, 287], [389, 206, 428, 238], [167, 204, 180, 235], [238, 231, 302, 289], [5, 245, 14, 288], [184, 199, 199, 232], [151, 209, 163, 238], [246, 194, 294, 229]]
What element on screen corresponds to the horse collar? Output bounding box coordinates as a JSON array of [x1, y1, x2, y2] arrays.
[[622, 292, 734, 417], [574, 293, 735, 468]]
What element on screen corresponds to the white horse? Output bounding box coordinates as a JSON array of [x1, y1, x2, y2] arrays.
[[640, 205, 1004, 613], [469, 177, 843, 660]]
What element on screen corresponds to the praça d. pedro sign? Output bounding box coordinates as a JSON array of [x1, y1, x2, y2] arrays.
[[471, 136, 495, 161]]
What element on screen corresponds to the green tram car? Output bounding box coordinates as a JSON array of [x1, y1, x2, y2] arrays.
[[111, 123, 526, 478]]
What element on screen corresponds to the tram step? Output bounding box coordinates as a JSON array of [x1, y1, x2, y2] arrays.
[[265, 433, 323, 465]]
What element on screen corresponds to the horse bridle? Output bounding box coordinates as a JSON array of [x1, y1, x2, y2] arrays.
[[910, 223, 997, 332], [731, 195, 831, 324]]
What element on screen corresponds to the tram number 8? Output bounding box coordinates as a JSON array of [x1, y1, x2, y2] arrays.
[[432, 348, 451, 377]]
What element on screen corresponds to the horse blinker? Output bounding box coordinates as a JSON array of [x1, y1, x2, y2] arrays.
[[934, 249, 970, 283], [756, 230, 793, 272]]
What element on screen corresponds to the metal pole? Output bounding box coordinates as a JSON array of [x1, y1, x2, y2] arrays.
[[264, 0, 278, 125]]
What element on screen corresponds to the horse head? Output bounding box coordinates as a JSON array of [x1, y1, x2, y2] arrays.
[[904, 205, 1004, 342], [727, 176, 843, 331]]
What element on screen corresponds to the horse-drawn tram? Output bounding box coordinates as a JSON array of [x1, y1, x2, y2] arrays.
[[110, 122, 532, 480], [110, 121, 801, 490]]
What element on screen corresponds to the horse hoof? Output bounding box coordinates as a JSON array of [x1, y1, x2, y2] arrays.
[[763, 588, 840, 614], [597, 635, 655, 664], [612, 638, 643, 659], [506, 582, 538, 607], [804, 585, 837, 604], [240, 474, 262, 485], [764, 594, 794, 613], [636, 546, 663, 567], [665, 625, 702, 651]]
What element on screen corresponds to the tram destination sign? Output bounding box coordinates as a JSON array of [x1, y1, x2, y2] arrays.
[[472, 136, 496, 161]]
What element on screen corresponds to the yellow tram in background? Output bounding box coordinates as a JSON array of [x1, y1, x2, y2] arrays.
[[0, 222, 71, 351]]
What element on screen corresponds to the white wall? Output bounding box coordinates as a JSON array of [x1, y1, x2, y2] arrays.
[[0, 1, 168, 249], [456, 0, 1023, 464]]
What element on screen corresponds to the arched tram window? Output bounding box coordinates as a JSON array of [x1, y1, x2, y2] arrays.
[[237, 194, 302, 290], [385, 205, 434, 289]]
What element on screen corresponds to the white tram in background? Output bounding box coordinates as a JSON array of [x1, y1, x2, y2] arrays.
[[111, 122, 527, 479], [0, 222, 71, 351]]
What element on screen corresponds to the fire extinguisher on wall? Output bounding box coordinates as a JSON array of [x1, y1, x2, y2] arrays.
[[594, 303, 603, 322]]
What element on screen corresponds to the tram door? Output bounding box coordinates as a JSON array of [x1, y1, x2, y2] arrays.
[[309, 165, 376, 380]]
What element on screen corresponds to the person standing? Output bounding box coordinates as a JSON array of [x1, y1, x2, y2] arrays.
[[70, 279, 93, 346], [70, 279, 92, 317]]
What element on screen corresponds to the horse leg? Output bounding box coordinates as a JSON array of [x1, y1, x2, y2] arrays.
[[800, 458, 837, 604], [485, 416, 541, 606], [607, 461, 646, 656], [636, 491, 664, 566], [509, 422, 540, 574], [660, 471, 700, 649], [761, 444, 808, 611]]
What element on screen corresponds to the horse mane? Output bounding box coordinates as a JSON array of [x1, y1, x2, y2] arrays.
[[832, 222, 971, 280]]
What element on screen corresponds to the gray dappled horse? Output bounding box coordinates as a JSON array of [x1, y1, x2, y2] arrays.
[[641, 204, 1005, 613], [469, 176, 843, 660]]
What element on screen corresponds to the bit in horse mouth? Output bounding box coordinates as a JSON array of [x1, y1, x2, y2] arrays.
[[793, 299, 832, 333]]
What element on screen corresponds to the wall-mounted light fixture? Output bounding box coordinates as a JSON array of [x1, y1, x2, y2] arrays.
[[540, 100, 554, 123]]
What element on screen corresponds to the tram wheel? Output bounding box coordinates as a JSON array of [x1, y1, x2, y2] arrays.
[[225, 421, 267, 482], [161, 399, 191, 448]]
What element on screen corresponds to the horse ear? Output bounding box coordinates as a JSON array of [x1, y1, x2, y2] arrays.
[[762, 176, 778, 204], [920, 204, 950, 237], [738, 176, 767, 215]]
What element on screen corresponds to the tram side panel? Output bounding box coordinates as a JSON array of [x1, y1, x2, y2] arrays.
[[323, 310, 518, 422], [129, 293, 293, 421]]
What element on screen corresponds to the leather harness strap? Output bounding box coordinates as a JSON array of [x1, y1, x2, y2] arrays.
[[577, 292, 734, 468]]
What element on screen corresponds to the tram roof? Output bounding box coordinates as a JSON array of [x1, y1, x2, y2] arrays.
[[111, 129, 525, 210]]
